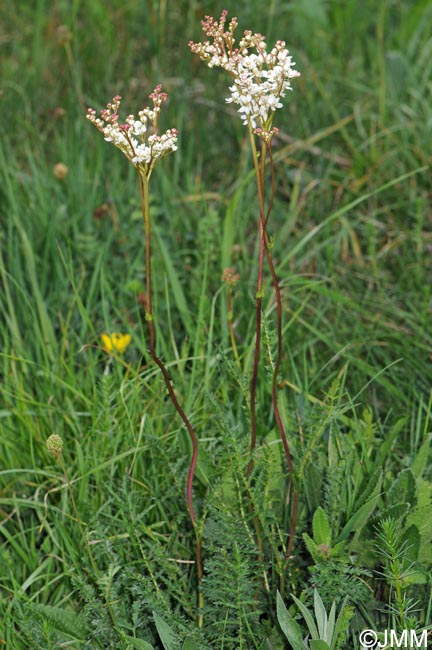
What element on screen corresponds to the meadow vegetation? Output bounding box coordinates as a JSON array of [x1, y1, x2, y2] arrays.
[[0, 1, 431, 648]]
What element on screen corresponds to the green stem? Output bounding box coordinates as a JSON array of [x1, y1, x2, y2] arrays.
[[227, 285, 241, 370]]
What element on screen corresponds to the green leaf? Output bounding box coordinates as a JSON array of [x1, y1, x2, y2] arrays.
[[405, 478, 432, 565], [125, 637, 156, 650], [27, 603, 88, 640], [260, 427, 285, 509], [221, 181, 248, 271], [312, 507, 332, 546], [291, 593, 319, 639], [302, 532, 322, 563], [376, 417, 407, 469], [338, 472, 382, 542], [353, 468, 382, 512], [326, 601, 336, 645], [400, 524, 420, 563], [387, 469, 417, 509], [310, 641, 330, 650], [276, 591, 308, 650], [329, 541, 346, 558], [333, 602, 354, 650], [125, 279, 145, 293], [380, 503, 410, 521], [182, 638, 202, 650], [402, 567, 428, 585], [386, 50, 409, 95], [303, 462, 323, 512], [153, 611, 180, 650], [411, 435, 431, 478], [313, 590, 327, 639], [154, 229, 193, 338]]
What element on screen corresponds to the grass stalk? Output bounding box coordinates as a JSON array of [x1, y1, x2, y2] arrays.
[[226, 281, 241, 370]]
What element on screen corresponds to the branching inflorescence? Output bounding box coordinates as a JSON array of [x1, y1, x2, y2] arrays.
[[87, 88, 203, 621], [189, 10, 300, 140], [87, 86, 178, 174], [190, 11, 300, 566]]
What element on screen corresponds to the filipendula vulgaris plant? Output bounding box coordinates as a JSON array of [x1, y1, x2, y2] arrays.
[[189, 10, 301, 571], [87, 88, 204, 624]]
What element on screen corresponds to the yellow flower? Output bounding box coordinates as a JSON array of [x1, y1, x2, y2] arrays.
[[101, 332, 132, 355]]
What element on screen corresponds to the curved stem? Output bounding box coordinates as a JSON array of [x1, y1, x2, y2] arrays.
[[137, 170, 202, 622]]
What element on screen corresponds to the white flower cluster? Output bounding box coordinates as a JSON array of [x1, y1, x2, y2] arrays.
[[129, 130, 178, 166], [189, 11, 300, 137], [87, 88, 178, 174], [226, 40, 300, 129]]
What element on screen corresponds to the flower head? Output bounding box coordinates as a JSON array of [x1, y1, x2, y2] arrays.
[[87, 86, 178, 175], [189, 11, 300, 138], [222, 267, 240, 286], [46, 434, 64, 460], [101, 332, 132, 355]]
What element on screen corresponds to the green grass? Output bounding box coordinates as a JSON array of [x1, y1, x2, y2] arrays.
[[1, 0, 431, 648]]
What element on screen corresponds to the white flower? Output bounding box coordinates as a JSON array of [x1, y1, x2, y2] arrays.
[[189, 12, 300, 137], [87, 87, 178, 174], [132, 144, 152, 165]]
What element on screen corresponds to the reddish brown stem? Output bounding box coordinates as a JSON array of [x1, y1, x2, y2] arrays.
[[264, 144, 297, 560], [262, 143, 298, 559], [262, 144, 295, 478], [247, 136, 267, 477], [138, 171, 198, 522], [248, 135, 298, 560], [146, 318, 198, 521], [137, 171, 202, 621]]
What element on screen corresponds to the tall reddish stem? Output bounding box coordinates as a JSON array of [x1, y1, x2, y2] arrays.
[[262, 143, 298, 561], [247, 133, 298, 562], [138, 170, 203, 621], [247, 135, 267, 477]]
